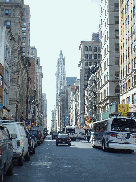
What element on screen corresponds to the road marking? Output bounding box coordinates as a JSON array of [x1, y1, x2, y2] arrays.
[[63, 165, 71, 168], [31, 162, 52, 166]]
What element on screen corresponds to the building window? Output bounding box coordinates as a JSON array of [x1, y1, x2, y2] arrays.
[[114, 16, 119, 24], [89, 62, 92, 66], [22, 32, 26, 36], [22, 37, 26, 40], [21, 42, 25, 46], [0, 75, 3, 87], [22, 22, 26, 26], [21, 47, 25, 51], [115, 43, 119, 51], [85, 62, 88, 66], [22, 28, 26, 31], [115, 57, 119, 65], [94, 47, 97, 52], [134, 75, 136, 86], [85, 54, 88, 59], [115, 85, 120, 93], [115, 71, 119, 79], [89, 46, 92, 51], [134, 57, 136, 69], [114, 3, 119, 12], [98, 54, 100, 59], [22, 18, 26, 21], [23, 8, 26, 11], [85, 46, 88, 51], [4, 20, 11, 29], [104, 61, 106, 70], [5, 9, 11, 15], [115, 29, 119, 38], [132, 94, 136, 104], [94, 54, 97, 59], [89, 54, 92, 59], [104, 89, 106, 98]]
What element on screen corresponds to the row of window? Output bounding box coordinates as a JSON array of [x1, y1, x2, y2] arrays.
[[85, 54, 100, 60], [101, 16, 119, 26], [121, 94, 136, 105], [100, 85, 120, 100], [120, 76, 136, 92], [85, 46, 100, 52], [101, 3, 119, 14]]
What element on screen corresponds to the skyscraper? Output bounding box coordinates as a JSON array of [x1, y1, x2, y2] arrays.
[[56, 50, 67, 131]]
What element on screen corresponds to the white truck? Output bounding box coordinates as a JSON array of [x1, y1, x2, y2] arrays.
[[64, 126, 84, 141]]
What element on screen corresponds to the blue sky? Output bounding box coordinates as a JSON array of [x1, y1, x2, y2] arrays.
[[24, 0, 100, 130]]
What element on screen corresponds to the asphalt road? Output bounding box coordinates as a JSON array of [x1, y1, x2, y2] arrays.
[[5, 136, 136, 182]]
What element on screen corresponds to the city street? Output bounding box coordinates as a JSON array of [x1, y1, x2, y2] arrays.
[[6, 136, 136, 182]]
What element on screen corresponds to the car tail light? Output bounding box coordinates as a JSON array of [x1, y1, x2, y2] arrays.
[[133, 135, 136, 138], [0, 147, 2, 155], [17, 140, 20, 146], [110, 134, 116, 137], [67, 139, 71, 141]]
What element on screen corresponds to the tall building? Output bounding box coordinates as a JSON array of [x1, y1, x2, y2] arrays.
[[98, 0, 120, 120], [56, 50, 67, 131], [78, 36, 101, 126], [0, 0, 24, 121], [119, 0, 136, 109], [21, 5, 30, 57], [42, 93, 47, 128]]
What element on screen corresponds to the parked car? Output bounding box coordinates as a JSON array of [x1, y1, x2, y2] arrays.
[[77, 132, 86, 140], [0, 125, 13, 182], [25, 130, 35, 154], [56, 134, 71, 146], [52, 132, 58, 140], [2, 122, 30, 166], [29, 129, 41, 145]]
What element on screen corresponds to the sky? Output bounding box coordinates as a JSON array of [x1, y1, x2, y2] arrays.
[[24, 0, 100, 131]]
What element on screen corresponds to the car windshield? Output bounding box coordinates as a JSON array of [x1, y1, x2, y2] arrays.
[[58, 135, 68, 138], [66, 128, 75, 133]]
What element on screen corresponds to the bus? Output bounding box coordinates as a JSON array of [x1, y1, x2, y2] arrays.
[[64, 126, 77, 141], [91, 117, 136, 152]]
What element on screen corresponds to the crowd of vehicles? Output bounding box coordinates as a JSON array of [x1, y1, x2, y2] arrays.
[[52, 116, 136, 152], [0, 120, 45, 182]]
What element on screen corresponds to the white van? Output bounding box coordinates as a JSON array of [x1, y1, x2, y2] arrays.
[[2, 122, 30, 166]]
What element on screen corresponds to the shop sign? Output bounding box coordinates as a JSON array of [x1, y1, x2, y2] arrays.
[[129, 104, 136, 112], [118, 104, 129, 115]]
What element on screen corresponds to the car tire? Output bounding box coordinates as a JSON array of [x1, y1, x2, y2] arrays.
[[102, 140, 107, 152], [68, 143, 71, 146], [0, 169, 4, 182], [18, 155, 24, 166], [6, 161, 13, 176], [56, 143, 58, 146], [25, 151, 30, 161]]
